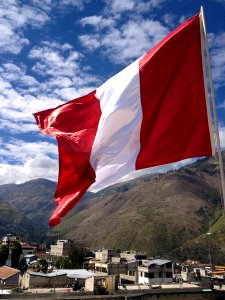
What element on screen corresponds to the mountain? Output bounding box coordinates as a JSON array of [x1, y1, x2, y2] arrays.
[[50, 154, 225, 264], [0, 178, 96, 242], [0, 153, 225, 264], [0, 178, 57, 228], [0, 197, 34, 239]]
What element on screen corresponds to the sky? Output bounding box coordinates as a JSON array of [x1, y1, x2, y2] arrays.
[[0, 0, 225, 187]]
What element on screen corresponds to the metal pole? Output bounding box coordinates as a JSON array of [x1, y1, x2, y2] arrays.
[[200, 6, 225, 213]]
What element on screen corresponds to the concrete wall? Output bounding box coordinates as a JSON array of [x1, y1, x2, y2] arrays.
[[85, 275, 118, 295], [138, 265, 173, 285], [85, 276, 94, 292], [2, 290, 225, 299], [50, 240, 72, 257], [21, 273, 67, 289], [5, 274, 20, 286]]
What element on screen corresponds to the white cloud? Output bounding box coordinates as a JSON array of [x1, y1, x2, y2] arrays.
[[29, 42, 82, 77], [31, 0, 53, 12], [219, 125, 225, 149], [107, 0, 135, 13], [0, 1, 50, 54], [0, 63, 39, 87], [80, 15, 115, 29], [104, 0, 167, 16], [27, 41, 100, 101], [0, 119, 38, 133], [0, 155, 58, 184], [163, 13, 176, 27], [58, 0, 87, 9], [0, 139, 58, 162], [79, 18, 168, 64], [207, 32, 225, 88], [0, 138, 58, 184], [0, 3, 49, 28], [0, 70, 65, 133], [54, 86, 94, 100], [0, 22, 29, 54]]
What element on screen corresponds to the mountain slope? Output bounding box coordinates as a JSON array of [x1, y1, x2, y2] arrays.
[[0, 178, 57, 228], [0, 178, 98, 228], [0, 197, 34, 239], [0, 154, 224, 264], [51, 154, 225, 263]]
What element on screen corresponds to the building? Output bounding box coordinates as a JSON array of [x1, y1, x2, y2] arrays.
[[92, 258, 140, 284], [2, 234, 20, 248], [50, 240, 73, 257], [21, 243, 37, 255], [138, 259, 173, 285], [0, 265, 20, 289], [94, 260, 127, 275], [120, 251, 147, 262], [59, 269, 95, 288], [95, 249, 116, 262], [23, 254, 37, 266], [85, 274, 118, 295], [21, 271, 67, 289]]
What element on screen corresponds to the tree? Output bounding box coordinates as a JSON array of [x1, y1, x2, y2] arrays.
[[55, 256, 72, 269], [18, 258, 28, 274], [0, 245, 9, 266], [68, 244, 85, 269], [11, 241, 22, 269], [37, 258, 48, 273]]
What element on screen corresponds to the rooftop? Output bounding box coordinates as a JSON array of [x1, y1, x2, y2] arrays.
[[142, 259, 171, 266], [0, 266, 20, 280]]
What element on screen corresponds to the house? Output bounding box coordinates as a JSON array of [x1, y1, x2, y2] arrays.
[[95, 249, 116, 262], [91, 257, 139, 284], [2, 234, 20, 249], [21, 271, 67, 289], [50, 240, 73, 257], [94, 260, 127, 275], [181, 263, 212, 282], [59, 269, 95, 288], [0, 265, 20, 288], [85, 274, 118, 295], [120, 251, 147, 262], [21, 243, 37, 255], [138, 259, 173, 285]]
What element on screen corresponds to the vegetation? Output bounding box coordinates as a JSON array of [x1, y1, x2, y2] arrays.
[[0, 244, 9, 266], [36, 258, 48, 273], [18, 258, 28, 274], [11, 241, 22, 268], [55, 256, 72, 269], [55, 244, 86, 269]]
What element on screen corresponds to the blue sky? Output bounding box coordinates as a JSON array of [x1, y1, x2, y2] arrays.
[[0, 0, 225, 185]]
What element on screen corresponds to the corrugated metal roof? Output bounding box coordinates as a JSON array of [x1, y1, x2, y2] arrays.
[[59, 269, 95, 279], [142, 259, 171, 266], [27, 271, 67, 277], [27, 269, 95, 279]]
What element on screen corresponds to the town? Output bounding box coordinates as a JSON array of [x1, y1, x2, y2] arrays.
[[0, 233, 225, 299]]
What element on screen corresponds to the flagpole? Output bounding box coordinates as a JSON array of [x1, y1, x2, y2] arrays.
[[200, 6, 225, 213]]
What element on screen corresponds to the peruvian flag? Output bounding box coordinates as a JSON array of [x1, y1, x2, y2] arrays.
[[34, 14, 213, 226]]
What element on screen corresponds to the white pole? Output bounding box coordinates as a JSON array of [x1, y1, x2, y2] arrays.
[[200, 6, 225, 212]]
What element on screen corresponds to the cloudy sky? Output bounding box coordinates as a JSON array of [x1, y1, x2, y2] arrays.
[[0, 0, 225, 186]]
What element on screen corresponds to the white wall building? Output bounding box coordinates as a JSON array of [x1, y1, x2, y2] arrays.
[[50, 240, 73, 257], [138, 259, 173, 285], [95, 249, 116, 262]]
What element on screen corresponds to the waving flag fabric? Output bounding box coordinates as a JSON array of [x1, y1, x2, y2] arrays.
[[34, 14, 213, 226]]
